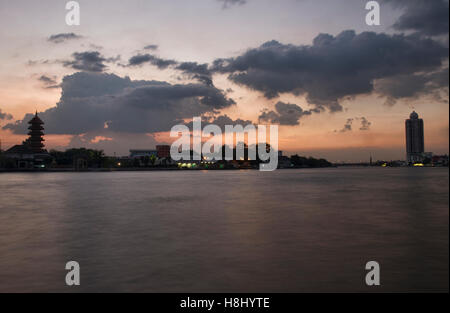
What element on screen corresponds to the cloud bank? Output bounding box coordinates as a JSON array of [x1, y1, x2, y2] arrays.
[[212, 31, 448, 111], [4, 72, 235, 135], [383, 0, 449, 36]]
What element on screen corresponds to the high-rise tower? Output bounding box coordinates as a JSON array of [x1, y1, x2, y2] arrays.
[[26, 112, 45, 153], [405, 111, 424, 164]]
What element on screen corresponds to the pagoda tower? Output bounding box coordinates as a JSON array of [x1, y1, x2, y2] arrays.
[[27, 112, 45, 153]]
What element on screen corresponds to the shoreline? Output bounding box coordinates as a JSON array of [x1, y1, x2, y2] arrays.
[[0, 167, 330, 173], [1, 165, 446, 173]]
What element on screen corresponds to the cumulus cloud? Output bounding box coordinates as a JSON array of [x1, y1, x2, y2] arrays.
[[258, 101, 319, 126], [3, 72, 235, 135], [209, 114, 253, 128], [185, 114, 253, 130], [339, 118, 354, 133], [48, 33, 83, 43], [336, 117, 372, 133], [382, 0, 449, 36], [127, 54, 214, 85], [127, 54, 177, 69], [359, 117, 372, 131], [0, 109, 13, 121], [63, 51, 109, 72], [175, 62, 213, 86], [213, 31, 448, 112]]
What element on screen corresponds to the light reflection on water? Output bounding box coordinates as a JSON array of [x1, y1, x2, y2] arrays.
[[0, 168, 448, 292]]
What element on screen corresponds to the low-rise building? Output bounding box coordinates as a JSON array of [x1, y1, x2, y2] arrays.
[[432, 155, 449, 166], [129, 149, 158, 158]]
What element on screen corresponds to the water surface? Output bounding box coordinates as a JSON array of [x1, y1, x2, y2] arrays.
[[0, 168, 448, 292]]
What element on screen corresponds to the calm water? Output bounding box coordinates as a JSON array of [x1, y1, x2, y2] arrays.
[[0, 168, 448, 292]]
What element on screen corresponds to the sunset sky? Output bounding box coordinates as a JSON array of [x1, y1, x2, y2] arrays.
[[0, 0, 448, 162]]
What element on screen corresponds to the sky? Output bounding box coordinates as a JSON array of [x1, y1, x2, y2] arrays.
[[0, 0, 448, 162]]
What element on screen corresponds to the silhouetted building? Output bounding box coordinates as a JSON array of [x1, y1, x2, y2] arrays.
[[3, 112, 50, 168], [432, 155, 449, 167], [27, 112, 45, 153], [156, 145, 171, 158], [406, 111, 425, 164], [278, 156, 292, 168]]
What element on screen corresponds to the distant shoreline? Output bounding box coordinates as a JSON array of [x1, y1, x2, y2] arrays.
[[0, 167, 328, 173], [1, 165, 447, 173]]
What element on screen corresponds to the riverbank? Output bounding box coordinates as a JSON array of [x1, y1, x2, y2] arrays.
[[0, 166, 334, 173]]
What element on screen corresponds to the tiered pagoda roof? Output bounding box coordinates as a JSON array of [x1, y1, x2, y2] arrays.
[[27, 111, 45, 153]]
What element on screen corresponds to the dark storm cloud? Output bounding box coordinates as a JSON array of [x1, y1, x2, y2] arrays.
[[218, 0, 247, 9], [124, 83, 235, 111], [48, 33, 83, 43], [128, 54, 177, 69], [382, 0, 449, 36], [374, 67, 449, 105], [175, 62, 214, 86], [63, 51, 108, 72], [3, 72, 235, 135], [127, 54, 214, 85], [258, 102, 319, 126], [0, 109, 13, 121], [213, 31, 448, 111]]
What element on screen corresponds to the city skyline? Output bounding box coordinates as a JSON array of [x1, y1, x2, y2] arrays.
[[0, 0, 448, 162]]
